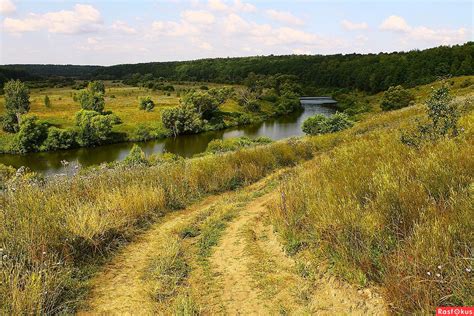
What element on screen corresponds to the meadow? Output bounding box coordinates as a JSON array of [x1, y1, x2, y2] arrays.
[[0, 76, 473, 314], [0, 81, 280, 152]]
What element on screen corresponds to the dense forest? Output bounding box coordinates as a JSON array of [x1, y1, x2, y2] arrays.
[[1, 42, 473, 93]]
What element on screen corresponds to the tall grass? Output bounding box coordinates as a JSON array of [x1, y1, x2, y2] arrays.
[[0, 137, 314, 314], [272, 111, 474, 313]]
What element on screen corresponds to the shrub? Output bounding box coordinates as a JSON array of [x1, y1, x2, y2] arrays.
[[75, 110, 113, 146], [139, 96, 155, 111], [161, 104, 203, 137], [401, 84, 460, 147], [199, 85, 209, 90], [1, 112, 19, 133], [44, 95, 52, 108], [380, 85, 415, 111], [302, 112, 353, 135], [133, 124, 154, 141], [276, 97, 301, 114], [123, 144, 148, 166], [42, 127, 76, 151], [14, 116, 48, 153], [460, 78, 472, 88], [206, 136, 272, 153]]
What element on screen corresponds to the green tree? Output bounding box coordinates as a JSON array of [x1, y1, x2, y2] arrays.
[[139, 96, 155, 111], [4, 79, 30, 125], [44, 95, 52, 108], [42, 127, 76, 150], [380, 85, 415, 111], [161, 104, 203, 137], [75, 110, 113, 146], [182, 90, 219, 119], [1, 112, 19, 133], [76, 81, 106, 112], [14, 116, 48, 153]]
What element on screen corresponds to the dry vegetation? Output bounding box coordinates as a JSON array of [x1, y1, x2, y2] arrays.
[[0, 77, 473, 314]]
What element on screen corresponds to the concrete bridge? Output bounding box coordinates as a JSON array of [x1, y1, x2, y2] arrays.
[[299, 97, 337, 105]]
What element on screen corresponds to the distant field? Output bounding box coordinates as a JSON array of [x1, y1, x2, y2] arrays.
[[0, 76, 473, 152]]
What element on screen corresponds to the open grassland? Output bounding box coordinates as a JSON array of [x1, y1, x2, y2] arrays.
[[0, 78, 473, 314], [0, 81, 253, 151]]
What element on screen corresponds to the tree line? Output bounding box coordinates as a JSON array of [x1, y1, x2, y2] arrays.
[[1, 42, 472, 93]]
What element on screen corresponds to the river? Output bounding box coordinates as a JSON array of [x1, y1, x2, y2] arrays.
[[0, 102, 336, 175]]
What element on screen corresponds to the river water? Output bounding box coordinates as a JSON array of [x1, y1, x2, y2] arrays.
[[0, 102, 335, 175]]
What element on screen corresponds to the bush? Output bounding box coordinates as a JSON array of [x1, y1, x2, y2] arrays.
[[75, 110, 113, 146], [139, 96, 155, 111], [206, 136, 272, 153], [42, 127, 76, 151], [380, 85, 415, 111], [14, 116, 48, 153], [302, 112, 354, 135], [276, 97, 302, 114], [182, 90, 219, 119], [133, 124, 154, 141], [460, 78, 472, 88], [161, 104, 203, 137], [401, 84, 460, 147], [1, 112, 19, 133], [123, 144, 149, 166]]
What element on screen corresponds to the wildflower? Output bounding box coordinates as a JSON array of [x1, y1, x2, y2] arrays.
[[436, 273, 441, 278], [466, 268, 472, 273], [42, 251, 46, 255], [437, 265, 442, 270], [427, 272, 431, 276]]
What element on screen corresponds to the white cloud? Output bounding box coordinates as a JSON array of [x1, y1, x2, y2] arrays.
[[0, 0, 15, 15], [111, 20, 137, 34], [292, 48, 312, 55], [181, 10, 215, 25], [380, 15, 411, 32], [266, 9, 304, 26], [151, 20, 200, 37], [207, 0, 256, 13], [380, 15, 468, 45], [3, 4, 102, 34], [341, 19, 368, 31]]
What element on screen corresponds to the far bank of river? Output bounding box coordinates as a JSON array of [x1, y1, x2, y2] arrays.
[[0, 102, 336, 175]]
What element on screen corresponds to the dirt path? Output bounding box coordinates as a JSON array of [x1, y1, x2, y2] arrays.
[[78, 195, 221, 315], [80, 174, 386, 315], [208, 192, 386, 315]]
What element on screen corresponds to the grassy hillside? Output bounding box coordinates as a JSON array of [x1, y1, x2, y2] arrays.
[[0, 78, 473, 314]]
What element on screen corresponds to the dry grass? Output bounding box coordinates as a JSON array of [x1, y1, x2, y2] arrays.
[[272, 100, 474, 313], [0, 135, 314, 314]]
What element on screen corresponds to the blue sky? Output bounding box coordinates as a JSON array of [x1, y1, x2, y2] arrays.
[[0, 0, 472, 65]]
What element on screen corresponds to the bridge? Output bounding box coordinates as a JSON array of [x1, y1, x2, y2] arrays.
[[299, 97, 337, 105]]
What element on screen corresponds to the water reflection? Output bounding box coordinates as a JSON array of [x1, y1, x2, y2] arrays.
[[0, 103, 335, 175]]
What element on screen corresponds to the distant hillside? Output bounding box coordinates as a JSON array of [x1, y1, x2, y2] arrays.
[[1, 42, 472, 93]]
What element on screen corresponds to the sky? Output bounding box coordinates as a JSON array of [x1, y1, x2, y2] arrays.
[[0, 0, 472, 65]]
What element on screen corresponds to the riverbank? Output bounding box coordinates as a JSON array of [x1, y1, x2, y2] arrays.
[[0, 81, 297, 154]]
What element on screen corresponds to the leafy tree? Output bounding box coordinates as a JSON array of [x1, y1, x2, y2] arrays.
[[181, 90, 219, 119], [276, 97, 301, 114], [75, 110, 113, 146], [14, 116, 48, 153], [302, 112, 353, 135], [161, 104, 203, 137], [44, 95, 52, 108], [42, 127, 76, 150], [380, 85, 415, 111], [4, 79, 30, 124], [76, 81, 106, 112], [139, 96, 155, 111]]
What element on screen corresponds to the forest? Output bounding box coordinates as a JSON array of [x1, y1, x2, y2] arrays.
[[1, 42, 473, 93]]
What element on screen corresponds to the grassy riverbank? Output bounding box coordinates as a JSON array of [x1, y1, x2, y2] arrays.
[[0, 81, 287, 153]]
